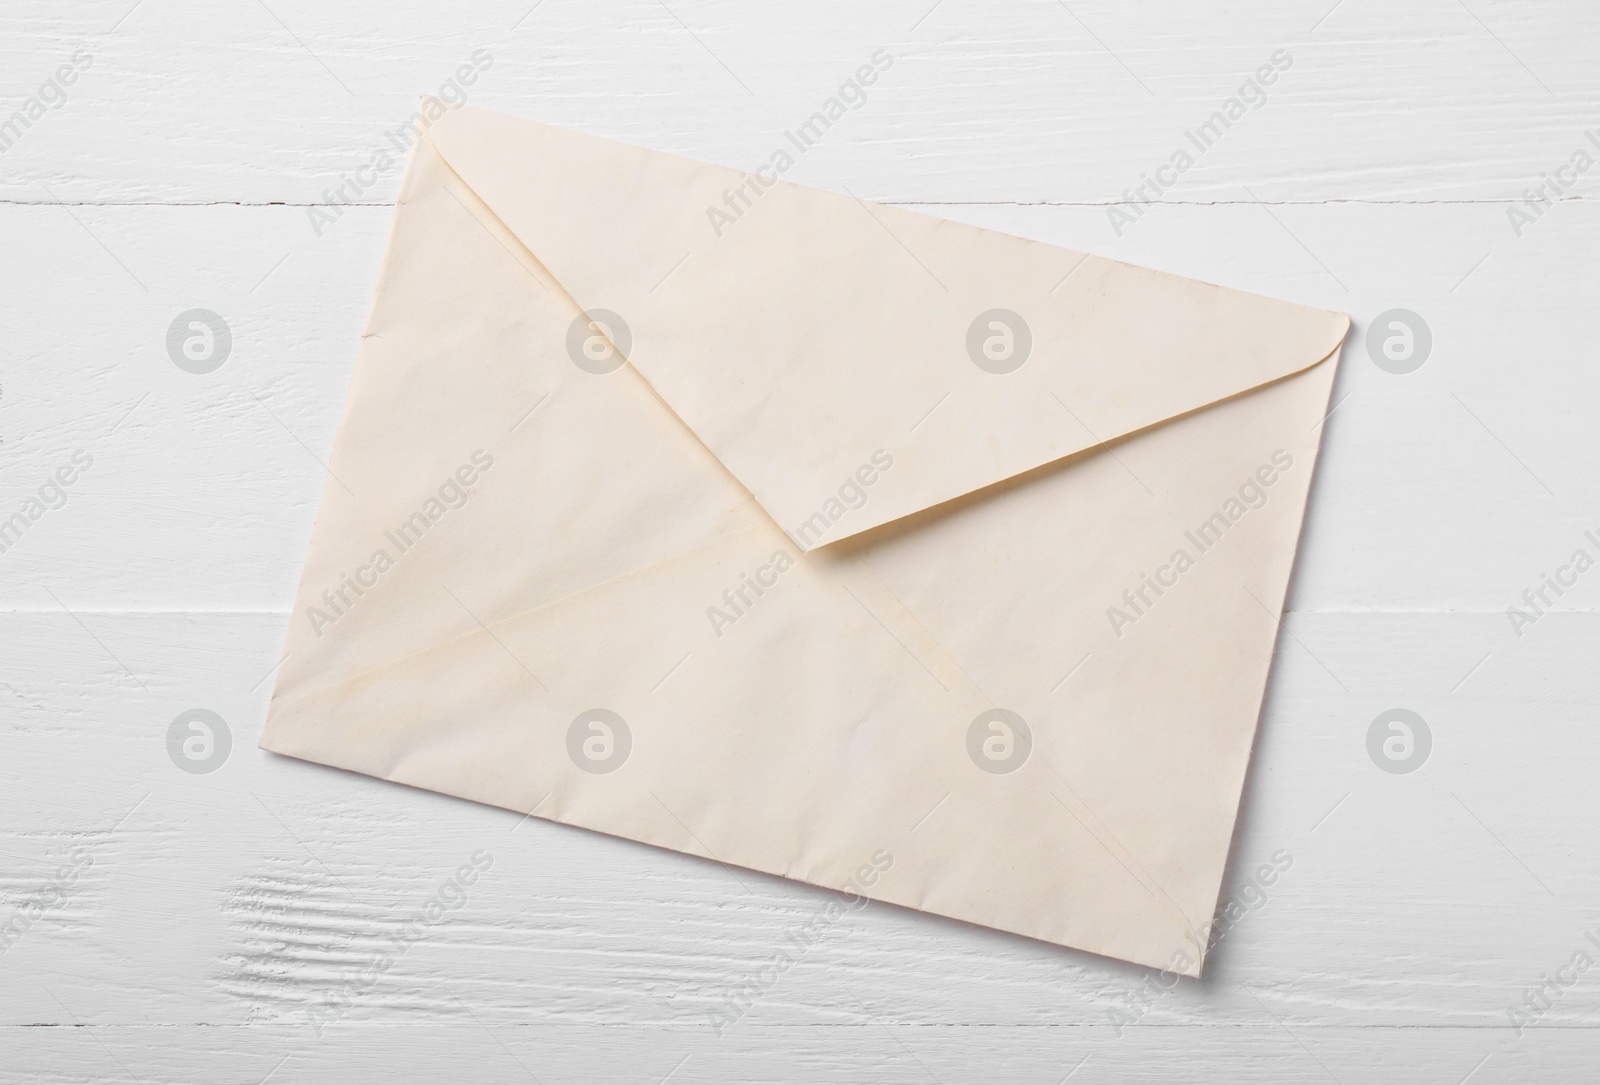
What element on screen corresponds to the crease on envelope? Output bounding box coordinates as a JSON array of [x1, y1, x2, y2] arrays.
[[262, 105, 1349, 976]]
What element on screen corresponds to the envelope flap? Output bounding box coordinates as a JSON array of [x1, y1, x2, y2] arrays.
[[429, 105, 1348, 549]]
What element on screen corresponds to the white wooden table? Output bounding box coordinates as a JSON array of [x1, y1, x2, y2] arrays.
[[3, 1, 1597, 1080]]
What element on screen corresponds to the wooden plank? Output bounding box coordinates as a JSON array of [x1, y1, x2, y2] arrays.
[[0, 201, 1594, 610], [1, 612, 1595, 1035], [1, 1, 1596, 204]]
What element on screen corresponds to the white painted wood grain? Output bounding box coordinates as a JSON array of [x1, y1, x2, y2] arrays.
[[3, 0, 1599, 204], [3, 0, 1598, 1080], [2, 200, 1593, 612]]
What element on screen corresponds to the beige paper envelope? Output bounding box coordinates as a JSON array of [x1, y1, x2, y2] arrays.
[[261, 103, 1347, 977]]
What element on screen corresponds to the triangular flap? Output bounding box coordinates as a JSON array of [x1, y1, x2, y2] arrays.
[[264, 131, 766, 711], [428, 107, 1347, 548]]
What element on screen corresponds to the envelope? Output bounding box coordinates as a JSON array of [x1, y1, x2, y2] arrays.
[[261, 102, 1348, 978]]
